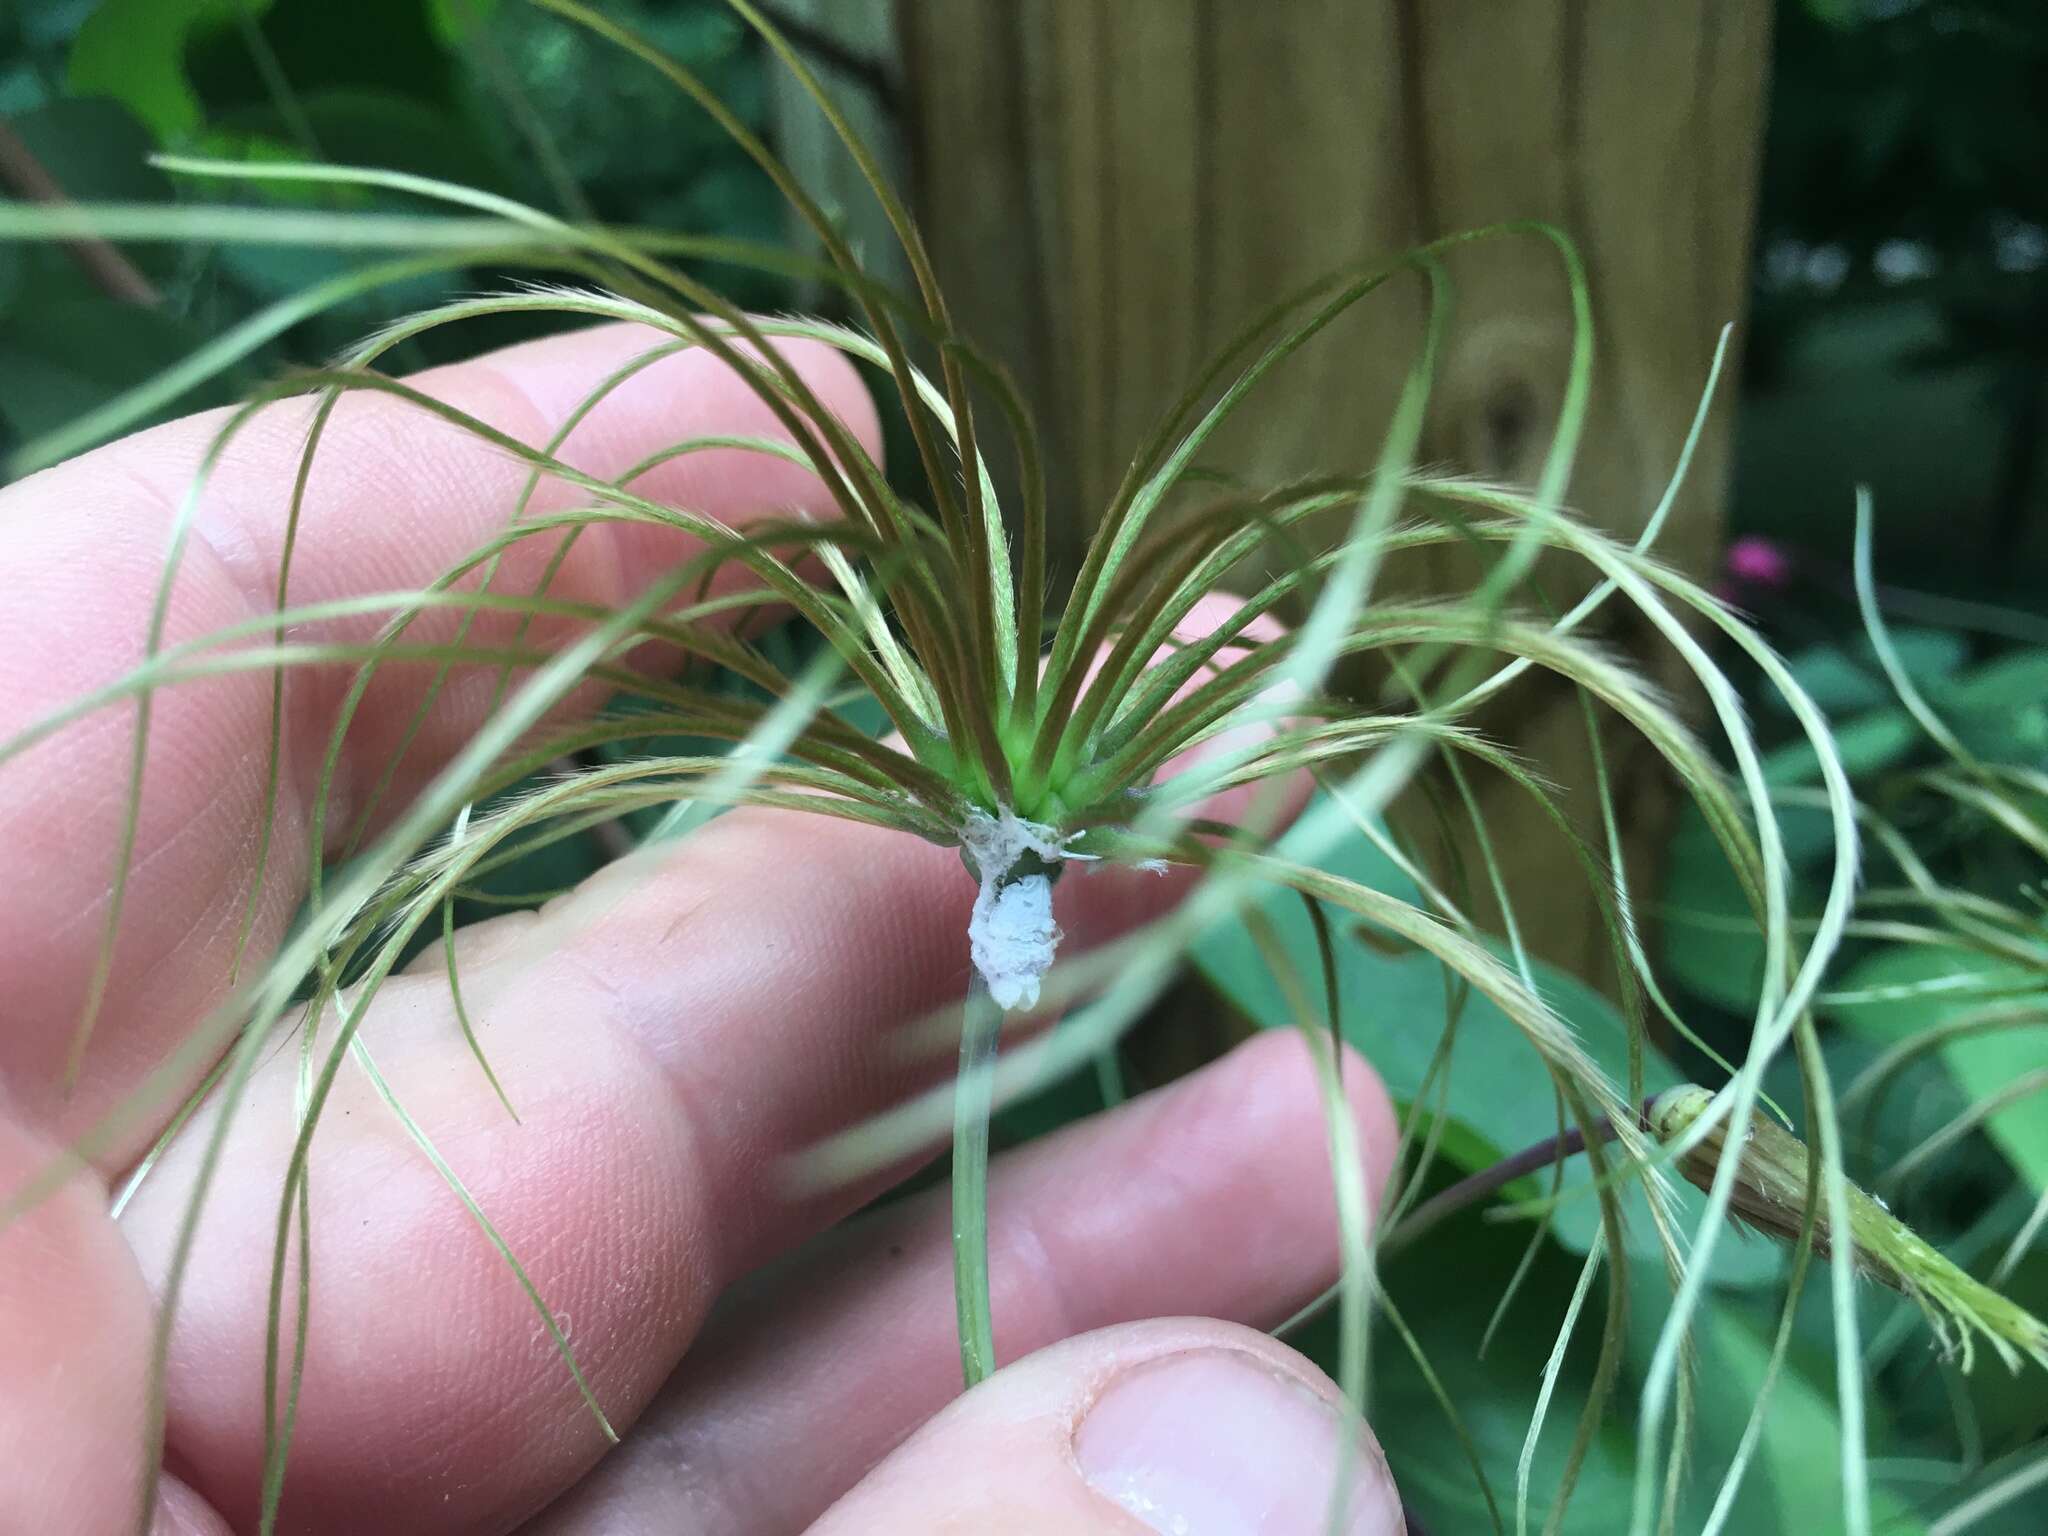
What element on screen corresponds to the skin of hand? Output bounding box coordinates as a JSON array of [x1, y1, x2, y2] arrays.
[[0, 323, 1405, 1536]]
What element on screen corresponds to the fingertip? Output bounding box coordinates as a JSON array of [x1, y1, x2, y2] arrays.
[[808, 1318, 1403, 1535], [1072, 1327, 1405, 1536]]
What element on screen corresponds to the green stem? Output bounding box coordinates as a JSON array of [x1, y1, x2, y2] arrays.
[[953, 976, 1004, 1387], [1093, 1047, 1127, 1108]]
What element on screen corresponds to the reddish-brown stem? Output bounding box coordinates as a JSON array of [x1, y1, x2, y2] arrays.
[[0, 119, 161, 305], [1382, 1098, 1657, 1257]]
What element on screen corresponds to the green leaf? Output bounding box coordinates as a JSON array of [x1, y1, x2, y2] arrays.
[[1761, 648, 2048, 786], [0, 108, 232, 450], [1800, 0, 1866, 29], [2, 96, 187, 287], [0, 277, 230, 440], [1358, 1215, 1642, 1531], [1956, 1245, 2048, 1452], [6, 93, 176, 203], [0, 57, 50, 116], [1660, 804, 1772, 1015], [1946, 650, 2048, 764], [1763, 702, 1919, 786], [1199, 802, 1783, 1283], [1347, 1203, 1927, 1534], [0, 241, 22, 315], [227, 88, 514, 194], [69, 0, 273, 142], [1679, 1291, 1930, 1532], [426, 0, 498, 45], [1659, 786, 1837, 1023], [1826, 945, 2048, 1192], [12, 0, 104, 52], [1774, 627, 1967, 719]]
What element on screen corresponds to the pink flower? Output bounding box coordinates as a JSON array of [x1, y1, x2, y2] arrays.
[[1723, 535, 1794, 590]]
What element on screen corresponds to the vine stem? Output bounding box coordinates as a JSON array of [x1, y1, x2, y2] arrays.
[[0, 119, 160, 304], [1279, 1098, 1660, 1342], [952, 974, 1004, 1387], [1381, 1099, 1654, 1259]]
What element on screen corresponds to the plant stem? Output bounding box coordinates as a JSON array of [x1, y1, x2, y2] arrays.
[[1380, 1100, 1652, 1258], [753, 0, 902, 113], [0, 120, 160, 305], [1276, 1103, 1652, 1344], [952, 975, 1003, 1387], [1382, 1123, 1595, 1256]]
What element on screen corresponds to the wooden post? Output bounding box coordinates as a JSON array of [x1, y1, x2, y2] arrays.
[[893, 2, 1773, 990]]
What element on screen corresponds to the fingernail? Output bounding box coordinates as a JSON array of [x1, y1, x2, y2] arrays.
[[1074, 1348, 1403, 1535]]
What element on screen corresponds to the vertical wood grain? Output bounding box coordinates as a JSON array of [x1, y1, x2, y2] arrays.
[[897, 1, 1773, 987]]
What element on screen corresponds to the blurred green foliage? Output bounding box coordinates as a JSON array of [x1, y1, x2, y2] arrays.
[[0, 0, 786, 463], [1739, 0, 2048, 599]]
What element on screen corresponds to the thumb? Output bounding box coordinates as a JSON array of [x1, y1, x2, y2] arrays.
[[805, 1318, 1405, 1535]]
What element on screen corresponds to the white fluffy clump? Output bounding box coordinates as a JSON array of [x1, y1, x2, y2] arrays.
[[968, 874, 1058, 1011], [958, 806, 1096, 1011]]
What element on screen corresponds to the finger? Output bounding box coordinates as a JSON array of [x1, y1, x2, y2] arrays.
[[152, 1476, 236, 1536], [0, 1115, 239, 1536], [123, 804, 1299, 1535], [0, 321, 878, 1157], [805, 1316, 1404, 1535], [119, 602, 1308, 1536], [525, 1029, 1398, 1536], [0, 1118, 152, 1536]]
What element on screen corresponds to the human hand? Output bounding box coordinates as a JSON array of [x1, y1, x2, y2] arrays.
[[0, 323, 1404, 1535]]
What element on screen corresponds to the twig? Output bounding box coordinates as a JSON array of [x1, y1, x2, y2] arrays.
[[1275, 1099, 1656, 1342], [0, 119, 161, 305], [1380, 1099, 1655, 1258]]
